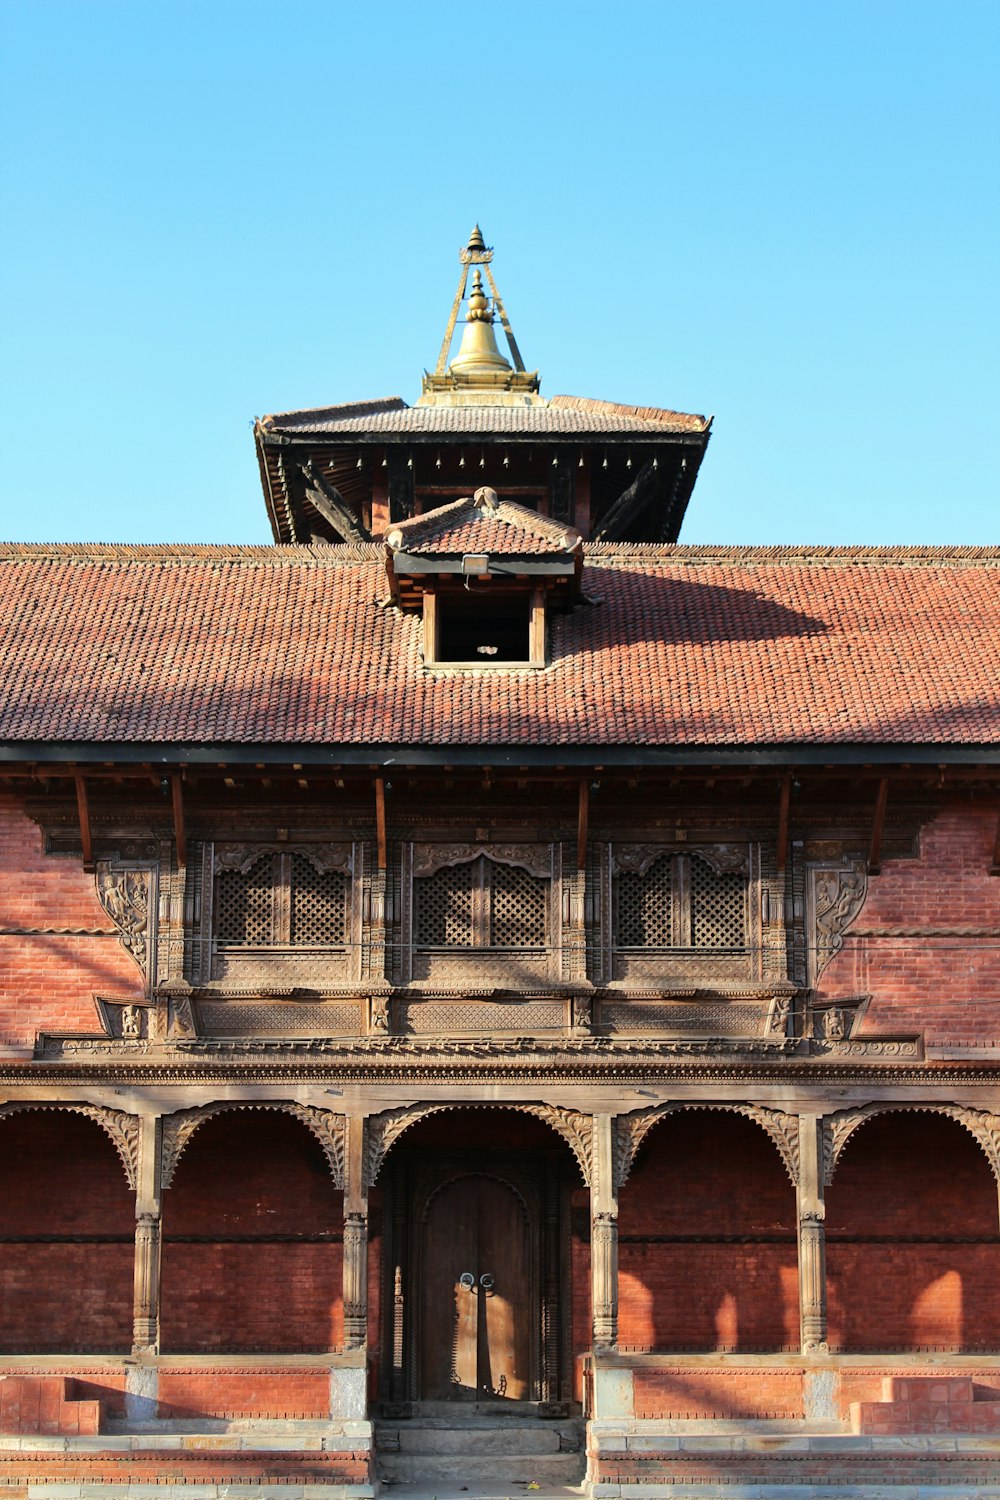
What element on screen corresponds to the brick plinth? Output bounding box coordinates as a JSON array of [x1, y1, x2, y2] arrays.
[[0, 1448, 371, 1485], [852, 1373, 1000, 1434], [0, 1376, 103, 1435]]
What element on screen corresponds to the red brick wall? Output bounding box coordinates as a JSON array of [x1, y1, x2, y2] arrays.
[[826, 1112, 1000, 1351], [0, 796, 144, 1047], [821, 803, 1000, 1044], [616, 1112, 799, 1352], [0, 1112, 133, 1352], [160, 1111, 344, 1353]]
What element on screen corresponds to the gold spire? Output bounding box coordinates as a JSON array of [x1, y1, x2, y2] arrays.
[[418, 226, 542, 406]]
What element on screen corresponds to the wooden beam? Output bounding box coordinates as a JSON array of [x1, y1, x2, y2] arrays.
[[869, 777, 889, 875], [74, 774, 93, 869], [591, 459, 658, 541], [776, 774, 791, 873], [374, 777, 387, 872], [170, 773, 187, 866], [990, 806, 1000, 876], [300, 460, 372, 544], [576, 779, 590, 871]]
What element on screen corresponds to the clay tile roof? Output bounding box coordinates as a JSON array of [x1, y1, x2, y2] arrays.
[[386, 492, 581, 557], [0, 544, 998, 753], [260, 395, 709, 439]]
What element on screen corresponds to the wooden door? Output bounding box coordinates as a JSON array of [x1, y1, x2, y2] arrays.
[[419, 1173, 532, 1401]]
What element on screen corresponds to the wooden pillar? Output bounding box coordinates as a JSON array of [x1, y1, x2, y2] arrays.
[[796, 1114, 828, 1354], [343, 1114, 368, 1348], [590, 1112, 618, 1348], [133, 1115, 162, 1351], [575, 453, 592, 539]]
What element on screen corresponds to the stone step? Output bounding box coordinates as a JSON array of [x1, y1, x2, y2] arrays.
[[376, 1420, 581, 1456], [377, 1451, 587, 1485]]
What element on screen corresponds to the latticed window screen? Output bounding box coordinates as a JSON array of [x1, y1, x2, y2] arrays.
[[289, 854, 348, 944], [215, 851, 348, 946], [689, 855, 746, 949], [616, 854, 673, 947], [615, 849, 747, 950], [216, 855, 273, 944], [415, 856, 547, 949]]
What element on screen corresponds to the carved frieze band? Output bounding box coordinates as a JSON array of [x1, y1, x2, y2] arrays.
[[615, 1102, 800, 1188], [411, 843, 553, 880], [0, 1102, 139, 1188], [160, 1103, 346, 1187], [808, 858, 867, 985], [96, 863, 153, 979], [823, 1103, 1000, 1187]]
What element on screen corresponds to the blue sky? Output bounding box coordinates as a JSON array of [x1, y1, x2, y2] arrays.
[[1, 0, 996, 545]]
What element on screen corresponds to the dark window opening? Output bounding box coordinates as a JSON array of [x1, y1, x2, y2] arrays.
[[437, 593, 531, 663]]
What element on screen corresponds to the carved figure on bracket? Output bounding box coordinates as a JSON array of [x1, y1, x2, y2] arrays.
[[821, 1006, 845, 1040], [121, 1003, 142, 1040], [572, 995, 593, 1031], [96, 864, 151, 978], [370, 996, 390, 1034], [767, 994, 792, 1037]]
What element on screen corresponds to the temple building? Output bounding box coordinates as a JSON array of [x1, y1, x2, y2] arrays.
[[0, 227, 998, 1495]]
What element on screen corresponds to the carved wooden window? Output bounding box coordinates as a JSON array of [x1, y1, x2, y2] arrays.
[[414, 855, 548, 949], [214, 849, 349, 947], [614, 848, 747, 951]]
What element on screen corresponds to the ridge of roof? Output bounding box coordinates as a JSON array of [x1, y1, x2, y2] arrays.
[[261, 396, 407, 428], [0, 543, 996, 567], [548, 394, 709, 427], [259, 395, 709, 437]]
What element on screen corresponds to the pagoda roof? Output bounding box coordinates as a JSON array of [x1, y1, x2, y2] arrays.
[[260, 394, 710, 441], [1, 544, 998, 762]]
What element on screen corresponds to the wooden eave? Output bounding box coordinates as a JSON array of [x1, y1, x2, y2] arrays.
[[3, 742, 999, 771]]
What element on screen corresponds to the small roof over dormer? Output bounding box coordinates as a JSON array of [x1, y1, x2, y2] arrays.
[[384, 486, 582, 608]]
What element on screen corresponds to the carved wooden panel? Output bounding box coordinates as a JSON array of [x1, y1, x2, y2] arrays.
[[404, 842, 560, 987], [193, 999, 365, 1038], [607, 842, 778, 993], [806, 857, 868, 986], [186, 841, 356, 990], [599, 998, 769, 1036], [401, 998, 566, 1037]]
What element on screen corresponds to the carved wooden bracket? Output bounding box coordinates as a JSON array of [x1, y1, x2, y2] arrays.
[[161, 1102, 346, 1188], [0, 1102, 139, 1188], [96, 862, 153, 979], [824, 1103, 1000, 1187], [807, 858, 867, 985]]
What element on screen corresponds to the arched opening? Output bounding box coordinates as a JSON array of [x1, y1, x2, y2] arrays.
[[160, 1110, 344, 1353], [617, 1109, 799, 1352], [0, 1110, 133, 1352], [376, 1107, 583, 1407], [826, 1110, 1000, 1352]]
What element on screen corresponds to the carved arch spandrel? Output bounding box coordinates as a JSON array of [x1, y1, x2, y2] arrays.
[[0, 1102, 139, 1188], [824, 1103, 1000, 1188], [214, 843, 353, 875], [411, 843, 553, 881], [161, 1103, 346, 1188], [615, 1102, 800, 1189], [365, 1101, 592, 1186]]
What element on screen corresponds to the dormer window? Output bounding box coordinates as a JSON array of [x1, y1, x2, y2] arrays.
[[424, 583, 546, 667], [384, 485, 581, 671]]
